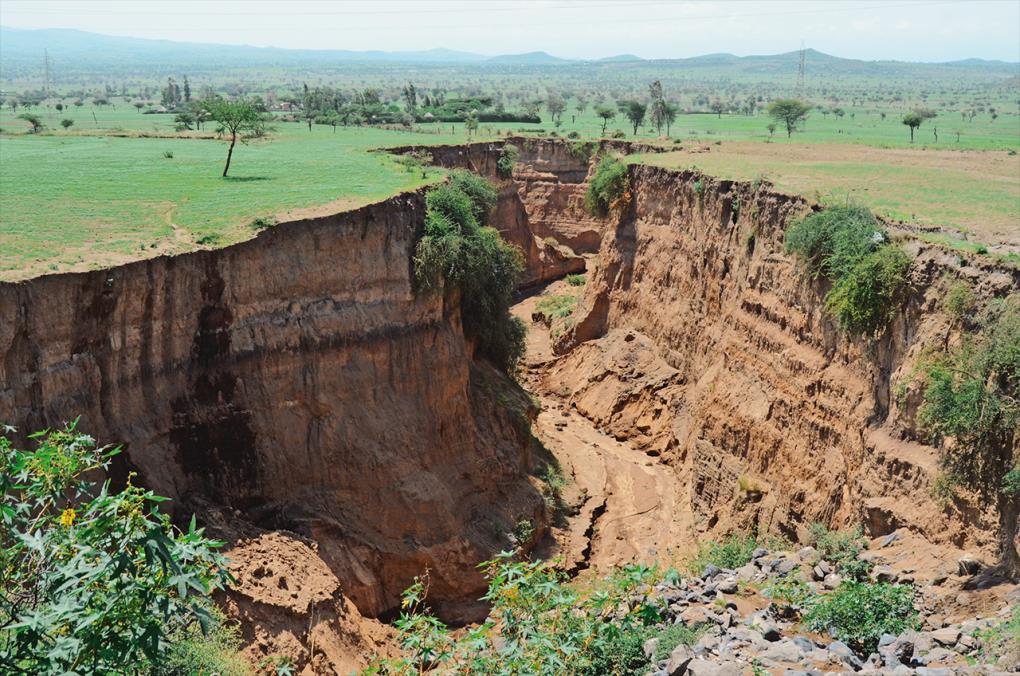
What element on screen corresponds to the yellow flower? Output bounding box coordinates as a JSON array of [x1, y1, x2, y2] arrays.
[[60, 508, 76, 527]]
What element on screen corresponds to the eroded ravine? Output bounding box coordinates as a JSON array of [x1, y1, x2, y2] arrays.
[[513, 280, 694, 575]]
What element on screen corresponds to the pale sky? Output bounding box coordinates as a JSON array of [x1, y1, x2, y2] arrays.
[[2, 0, 1019, 62]]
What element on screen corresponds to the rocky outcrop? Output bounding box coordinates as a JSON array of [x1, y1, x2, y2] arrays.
[[0, 190, 545, 622], [552, 163, 1019, 559]]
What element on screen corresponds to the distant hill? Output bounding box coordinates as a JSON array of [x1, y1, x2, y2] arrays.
[[597, 54, 645, 63], [487, 51, 571, 65], [1, 26, 1016, 82]]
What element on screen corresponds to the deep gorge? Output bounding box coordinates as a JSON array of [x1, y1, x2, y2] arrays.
[[2, 138, 1017, 670]]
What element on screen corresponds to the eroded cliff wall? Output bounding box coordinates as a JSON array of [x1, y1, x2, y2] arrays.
[[0, 191, 544, 621], [552, 163, 1019, 558]]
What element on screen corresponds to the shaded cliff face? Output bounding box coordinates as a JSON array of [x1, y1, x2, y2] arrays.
[[552, 163, 1019, 558], [0, 192, 544, 621]]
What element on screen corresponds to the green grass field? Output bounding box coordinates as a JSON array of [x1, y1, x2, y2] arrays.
[[635, 142, 1020, 249], [1, 96, 1017, 280], [0, 122, 476, 280]]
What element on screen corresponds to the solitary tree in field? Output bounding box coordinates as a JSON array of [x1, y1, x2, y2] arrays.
[[595, 105, 616, 135], [17, 113, 43, 133], [663, 101, 678, 137], [767, 123, 776, 139], [402, 82, 418, 118], [202, 97, 270, 177], [649, 80, 667, 135], [710, 100, 726, 118], [546, 93, 566, 124], [620, 100, 647, 135], [903, 107, 937, 142], [60, 118, 74, 130], [767, 98, 811, 138], [902, 111, 922, 142]]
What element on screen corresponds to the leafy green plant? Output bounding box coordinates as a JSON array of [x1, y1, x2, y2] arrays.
[[381, 555, 665, 674], [917, 295, 1020, 574], [652, 622, 707, 661], [763, 575, 816, 610], [565, 273, 586, 286], [250, 215, 276, 231], [807, 523, 873, 581], [414, 172, 526, 373], [0, 422, 234, 673], [786, 204, 909, 336], [785, 204, 883, 280], [686, 533, 757, 574], [584, 155, 629, 216], [156, 603, 250, 676], [825, 245, 911, 336], [930, 471, 961, 506], [496, 143, 519, 179], [975, 605, 1019, 666], [804, 581, 918, 654], [943, 280, 977, 322]]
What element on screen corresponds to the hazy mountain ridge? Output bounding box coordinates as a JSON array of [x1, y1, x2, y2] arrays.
[[1, 26, 1017, 80]]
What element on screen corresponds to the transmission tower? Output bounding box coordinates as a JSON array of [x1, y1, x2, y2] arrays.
[[43, 48, 51, 97], [796, 41, 805, 94]]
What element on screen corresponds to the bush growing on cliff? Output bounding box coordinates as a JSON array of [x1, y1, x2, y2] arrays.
[[917, 294, 1020, 575], [584, 155, 629, 216], [785, 204, 910, 336], [0, 422, 235, 673], [496, 144, 519, 179], [414, 172, 526, 373], [825, 245, 911, 336]]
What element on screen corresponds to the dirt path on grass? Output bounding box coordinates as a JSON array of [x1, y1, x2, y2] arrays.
[[513, 280, 694, 574]]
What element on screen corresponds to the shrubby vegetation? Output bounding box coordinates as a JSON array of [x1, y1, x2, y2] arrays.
[[0, 423, 238, 673], [785, 204, 910, 336], [376, 554, 693, 675], [584, 155, 629, 216], [686, 532, 757, 573], [496, 143, 519, 178], [414, 171, 527, 373], [804, 581, 917, 654], [916, 294, 1020, 574], [807, 523, 873, 581]]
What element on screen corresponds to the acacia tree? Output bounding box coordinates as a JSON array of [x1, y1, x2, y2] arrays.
[[17, 113, 43, 133], [663, 101, 678, 137], [595, 105, 616, 135], [619, 100, 647, 135], [767, 98, 811, 137], [902, 112, 922, 142], [546, 93, 566, 124], [902, 107, 936, 142], [201, 97, 270, 177]]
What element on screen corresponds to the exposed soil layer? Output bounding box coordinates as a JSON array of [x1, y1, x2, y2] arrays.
[[0, 190, 544, 633]]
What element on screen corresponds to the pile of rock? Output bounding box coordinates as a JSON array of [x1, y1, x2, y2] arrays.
[[633, 547, 1017, 675]]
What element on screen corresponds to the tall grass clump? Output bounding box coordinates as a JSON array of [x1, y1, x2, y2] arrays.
[[584, 155, 629, 216], [785, 204, 909, 336], [414, 171, 526, 373]]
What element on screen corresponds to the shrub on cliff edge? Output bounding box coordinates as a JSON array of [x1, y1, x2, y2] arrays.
[[785, 204, 909, 337], [414, 171, 526, 373], [584, 155, 629, 216]]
